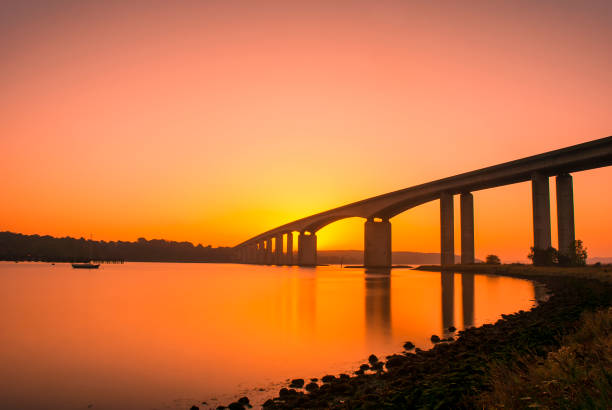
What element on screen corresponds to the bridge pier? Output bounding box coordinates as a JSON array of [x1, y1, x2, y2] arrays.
[[265, 238, 272, 264], [257, 241, 265, 264], [556, 174, 575, 258], [440, 192, 455, 266], [275, 234, 283, 265], [460, 192, 475, 264], [531, 172, 552, 254], [298, 232, 317, 266], [286, 232, 294, 265], [364, 218, 392, 268]]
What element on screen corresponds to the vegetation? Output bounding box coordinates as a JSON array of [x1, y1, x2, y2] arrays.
[[0, 231, 234, 263], [485, 254, 501, 264], [480, 307, 612, 409], [528, 246, 559, 266], [558, 239, 588, 267], [528, 239, 588, 267]]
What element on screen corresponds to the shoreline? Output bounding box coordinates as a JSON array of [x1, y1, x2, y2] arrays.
[[217, 265, 612, 409]]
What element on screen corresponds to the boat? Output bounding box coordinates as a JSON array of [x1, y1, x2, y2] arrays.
[[72, 234, 100, 269], [71, 262, 100, 269]]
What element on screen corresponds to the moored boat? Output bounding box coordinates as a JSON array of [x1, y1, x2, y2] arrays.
[[71, 263, 100, 269]]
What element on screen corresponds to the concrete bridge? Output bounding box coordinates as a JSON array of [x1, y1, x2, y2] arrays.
[[234, 136, 612, 267]]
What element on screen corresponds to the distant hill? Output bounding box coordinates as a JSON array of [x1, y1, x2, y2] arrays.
[[317, 250, 479, 265], [588, 257, 612, 265]]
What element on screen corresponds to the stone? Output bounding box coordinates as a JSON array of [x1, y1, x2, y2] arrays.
[[305, 382, 319, 392], [321, 375, 335, 383], [289, 378, 305, 388]]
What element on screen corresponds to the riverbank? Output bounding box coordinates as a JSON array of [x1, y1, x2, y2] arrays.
[[242, 265, 612, 409]]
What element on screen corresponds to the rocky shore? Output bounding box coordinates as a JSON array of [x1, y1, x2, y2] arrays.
[[213, 266, 612, 409]]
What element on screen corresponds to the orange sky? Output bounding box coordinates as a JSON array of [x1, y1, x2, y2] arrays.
[[1, 1, 611, 261]]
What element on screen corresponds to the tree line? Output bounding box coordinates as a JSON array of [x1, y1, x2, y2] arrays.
[[0, 231, 235, 263]]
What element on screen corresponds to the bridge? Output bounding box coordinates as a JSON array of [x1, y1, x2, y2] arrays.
[[234, 136, 612, 267]]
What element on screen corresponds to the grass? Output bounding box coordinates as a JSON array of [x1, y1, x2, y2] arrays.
[[480, 307, 612, 409]]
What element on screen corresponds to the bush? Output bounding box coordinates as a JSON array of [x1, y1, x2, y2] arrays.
[[485, 254, 501, 265], [558, 239, 588, 266], [528, 246, 558, 266]]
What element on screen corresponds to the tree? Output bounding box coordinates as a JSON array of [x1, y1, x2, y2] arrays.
[[485, 254, 501, 265], [528, 246, 558, 266], [558, 239, 587, 266]]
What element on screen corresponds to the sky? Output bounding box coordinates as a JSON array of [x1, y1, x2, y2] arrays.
[[1, 0, 611, 261]]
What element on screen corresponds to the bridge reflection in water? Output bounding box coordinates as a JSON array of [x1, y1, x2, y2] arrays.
[[364, 270, 484, 342]]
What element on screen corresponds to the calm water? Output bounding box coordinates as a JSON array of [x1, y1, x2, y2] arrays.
[[0, 262, 539, 410]]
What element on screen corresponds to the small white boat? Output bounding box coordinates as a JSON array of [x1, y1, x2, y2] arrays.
[[72, 263, 100, 269]]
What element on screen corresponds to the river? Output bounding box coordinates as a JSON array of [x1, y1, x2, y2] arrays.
[[0, 262, 538, 409]]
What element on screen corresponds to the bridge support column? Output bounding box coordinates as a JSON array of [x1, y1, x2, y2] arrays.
[[460, 192, 475, 264], [531, 172, 551, 260], [275, 234, 283, 265], [265, 238, 272, 264], [257, 242, 265, 264], [556, 174, 575, 258], [286, 232, 293, 265], [440, 192, 455, 266], [364, 219, 392, 268], [298, 232, 317, 266]]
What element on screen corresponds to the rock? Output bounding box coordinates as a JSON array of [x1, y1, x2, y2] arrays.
[[448, 326, 456, 332], [403, 341, 415, 350], [262, 399, 275, 407], [339, 373, 350, 380], [354, 369, 364, 376], [305, 382, 319, 392], [237, 397, 250, 406], [289, 378, 305, 388], [228, 403, 243, 410], [431, 334, 441, 343], [310, 378, 318, 382], [321, 375, 335, 383], [371, 361, 384, 371], [190, 406, 199, 410], [368, 354, 378, 364], [385, 354, 405, 369], [359, 364, 370, 371]]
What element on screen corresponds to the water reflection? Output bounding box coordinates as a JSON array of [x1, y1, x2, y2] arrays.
[[364, 269, 392, 343], [0, 263, 536, 410], [440, 272, 476, 335], [441, 271, 455, 335], [461, 273, 475, 328]]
